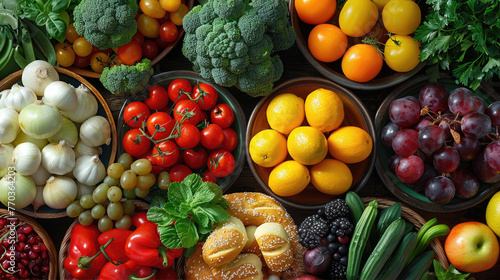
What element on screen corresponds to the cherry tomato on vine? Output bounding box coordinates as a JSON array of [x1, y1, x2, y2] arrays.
[[295, 0, 336, 25], [117, 41, 142, 66], [198, 110, 208, 124], [123, 128, 152, 157], [137, 14, 160, 38], [211, 104, 234, 128], [183, 148, 208, 170], [384, 35, 421, 73], [139, 150, 168, 175], [123, 101, 151, 128], [142, 40, 159, 59], [73, 37, 93, 57], [207, 150, 235, 177], [173, 100, 201, 126], [221, 128, 238, 152], [66, 23, 79, 44], [168, 78, 191, 103], [152, 141, 179, 168], [200, 124, 224, 150], [140, 0, 166, 19], [169, 164, 192, 182], [175, 124, 201, 149], [73, 55, 91, 69], [192, 83, 218, 110], [170, 4, 189, 26], [160, 0, 181, 12], [90, 52, 110, 73], [159, 22, 178, 43], [147, 112, 175, 140], [308, 24, 348, 63], [341, 44, 383, 83], [56, 47, 75, 67], [144, 85, 169, 111], [132, 32, 145, 46], [202, 169, 217, 183]]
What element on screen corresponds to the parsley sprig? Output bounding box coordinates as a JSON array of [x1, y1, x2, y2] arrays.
[[414, 0, 500, 90]]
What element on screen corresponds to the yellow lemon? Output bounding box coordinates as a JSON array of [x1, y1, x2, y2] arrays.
[[249, 129, 288, 168], [328, 126, 373, 164], [486, 191, 500, 237], [266, 93, 305, 134], [305, 88, 344, 133], [310, 159, 353, 195], [287, 126, 328, 165], [268, 160, 310, 196]]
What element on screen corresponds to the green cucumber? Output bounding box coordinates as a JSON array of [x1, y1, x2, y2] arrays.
[[376, 202, 401, 237], [345, 191, 365, 223], [376, 232, 418, 280], [398, 250, 435, 280]]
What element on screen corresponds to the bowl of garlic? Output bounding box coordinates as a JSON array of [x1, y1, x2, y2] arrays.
[[0, 60, 117, 218]]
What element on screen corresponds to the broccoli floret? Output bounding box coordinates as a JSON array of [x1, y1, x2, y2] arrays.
[[182, 5, 202, 34], [100, 59, 153, 96], [238, 11, 265, 46], [197, 56, 213, 69], [182, 33, 198, 62], [196, 24, 213, 41], [212, 67, 238, 87], [200, 66, 214, 82], [250, 0, 288, 27], [236, 59, 275, 97], [247, 35, 273, 64], [213, 0, 245, 21], [229, 56, 249, 75], [268, 25, 296, 52], [73, 0, 138, 50], [270, 55, 284, 82], [199, 3, 217, 24]]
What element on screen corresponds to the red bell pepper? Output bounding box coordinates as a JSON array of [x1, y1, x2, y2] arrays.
[[97, 260, 157, 280], [63, 224, 109, 279], [98, 229, 133, 263], [131, 212, 154, 228], [125, 223, 175, 269], [154, 267, 177, 279]]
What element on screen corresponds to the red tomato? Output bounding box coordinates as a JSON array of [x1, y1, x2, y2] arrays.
[[192, 83, 218, 110], [221, 128, 238, 152], [151, 141, 179, 168], [169, 164, 192, 182], [159, 22, 178, 43], [173, 100, 201, 126], [123, 101, 150, 128], [155, 36, 170, 48], [73, 55, 91, 68], [142, 40, 159, 59], [168, 78, 191, 103], [146, 112, 175, 141], [198, 110, 208, 124], [202, 169, 217, 183], [174, 124, 201, 149], [132, 32, 145, 45], [140, 150, 168, 175], [144, 85, 169, 111], [131, 212, 153, 228], [123, 128, 152, 157], [201, 124, 224, 150], [117, 41, 142, 66], [211, 104, 234, 128], [183, 148, 208, 169], [207, 150, 235, 177]]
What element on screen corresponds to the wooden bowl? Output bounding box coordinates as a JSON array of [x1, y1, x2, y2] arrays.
[[246, 77, 376, 210], [288, 0, 426, 90], [374, 74, 500, 212], [362, 197, 449, 269], [0, 209, 58, 279], [65, 0, 195, 78], [0, 67, 118, 218]]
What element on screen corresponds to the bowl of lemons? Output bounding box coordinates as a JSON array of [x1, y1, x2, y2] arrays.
[[246, 77, 376, 209]]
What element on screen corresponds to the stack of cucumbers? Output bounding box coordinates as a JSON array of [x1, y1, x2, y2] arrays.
[[344, 192, 450, 280]]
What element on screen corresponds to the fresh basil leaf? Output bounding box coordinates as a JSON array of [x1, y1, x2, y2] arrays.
[[175, 219, 199, 249], [158, 224, 182, 249], [179, 202, 192, 215], [203, 205, 230, 223], [150, 195, 167, 208], [164, 202, 187, 219], [147, 207, 175, 225], [51, 0, 70, 13], [168, 181, 193, 204], [191, 182, 215, 207], [192, 207, 210, 228], [183, 173, 203, 194], [35, 13, 49, 25], [45, 12, 66, 42]]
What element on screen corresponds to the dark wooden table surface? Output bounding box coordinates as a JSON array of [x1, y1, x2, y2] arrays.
[[36, 41, 500, 279]]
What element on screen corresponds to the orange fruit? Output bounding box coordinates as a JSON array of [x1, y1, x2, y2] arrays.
[[310, 159, 352, 195], [305, 88, 344, 133], [268, 160, 310, 196], [266, 93, 305, 135], [249, 129, 288, 168], [287, 126, 328, 165], [328, 126, 373, 164]]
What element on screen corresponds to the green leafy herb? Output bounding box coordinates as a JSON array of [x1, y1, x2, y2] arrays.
[[432, 260, 470, 280], [147, 174, 230, 251], [414, 0, 500, 90]]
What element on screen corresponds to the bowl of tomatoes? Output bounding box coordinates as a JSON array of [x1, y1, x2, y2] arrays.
[[117, 70, 246, 192], [55, 0, 194, 78], [289, 0, 426, 90]]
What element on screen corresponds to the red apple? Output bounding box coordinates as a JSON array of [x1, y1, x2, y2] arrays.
[[444, 221, 500, 273]]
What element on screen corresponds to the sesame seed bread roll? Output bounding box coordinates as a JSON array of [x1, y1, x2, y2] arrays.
[[185, 242, 214, 280], [254, 223, 293, 272], [243, 225, 263, 259], [212, 253, 264, 280], [203, 216, 248, 268]]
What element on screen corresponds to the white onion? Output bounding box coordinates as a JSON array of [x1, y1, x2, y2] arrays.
[[0, 144, 14, 177], [30, 164, 51, 186], [47, 117, 78, 147], [13, 130, 48, 151], [43, 81, 78, 111], [0, 108, 19, 144], [73, 155, 106, 186], [79, 116, 111, 147], [12, 142, 41, 176], [0, 173, 36, 209], [61, 84, 98, 123], [73, 140, 102, 158], [43, 176, 77, 209], [41, 140, 76, 175], [22, 60, 59, 97], [4, 84, 37, 113], [19, 100, 63, 139]]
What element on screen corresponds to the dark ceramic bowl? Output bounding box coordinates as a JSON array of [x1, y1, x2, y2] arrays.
[[246, 77, 376, 210], [375, 74, 500, 212], [288, 0, 426, 90]]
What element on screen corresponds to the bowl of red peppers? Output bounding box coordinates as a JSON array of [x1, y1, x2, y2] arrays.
[[59, 201, 182, 280]]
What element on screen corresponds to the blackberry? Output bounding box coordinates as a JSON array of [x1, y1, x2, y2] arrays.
[[330, 217, 354, 238], [298, 215, 329, 249], [329, 261, 347, 280], [324, 199, 350, 221]]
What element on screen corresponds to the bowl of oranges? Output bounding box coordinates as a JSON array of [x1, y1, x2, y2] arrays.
[[246, 77, 376, 209]]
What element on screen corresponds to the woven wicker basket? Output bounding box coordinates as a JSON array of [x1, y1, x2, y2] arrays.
[[363, 197, 449, 270], [0, 209, 58, 279]]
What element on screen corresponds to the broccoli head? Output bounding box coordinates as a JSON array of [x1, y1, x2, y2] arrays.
[[73, 0, 138, 50], [100, 59, 154, 96]]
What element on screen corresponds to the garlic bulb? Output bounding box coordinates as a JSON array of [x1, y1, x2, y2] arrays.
[[79, 116, 111, 147], [12, 142, 41, 176], [0, 89, 10, 108], [33, 185, 45, 212], [48, 117, 78, 147], [74, 140, 102, 158], [4, 84, 37, 112], [77, 182, 94, 199], [13, 130, 48, 150], [19, 100, 63, 139], [22, 60, 59, 96], [43, 81, 78, 111], [0, 173, 36, 209], [43, 176, 77, 209], [61, 84, 98, 123], [0, 108, 19, 144], [31, 164, 51, 186], [41, 140, 76, 175], [73, 155, 106, 186], [0, 144, 14, 177]]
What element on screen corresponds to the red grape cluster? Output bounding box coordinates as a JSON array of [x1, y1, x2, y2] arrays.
[[382, 82, 500, 204]]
